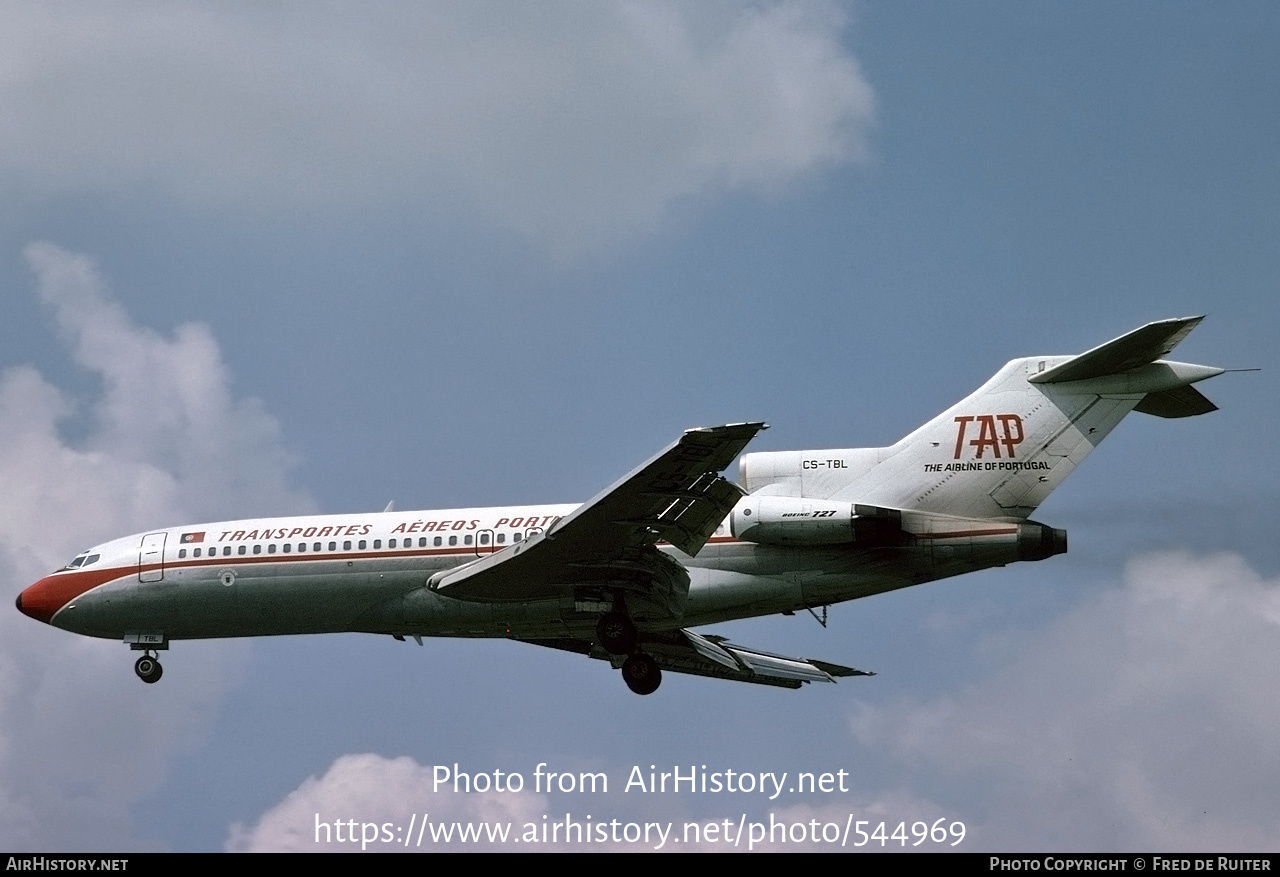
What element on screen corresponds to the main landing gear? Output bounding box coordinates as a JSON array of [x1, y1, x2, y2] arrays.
[[134, 652, 163, 684], [621, 652, 661, 696], [596, 611, 638, 655], [596, 610, 662, 695]]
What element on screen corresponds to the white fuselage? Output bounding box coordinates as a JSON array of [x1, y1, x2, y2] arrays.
[[25, 499, 1039, 646]]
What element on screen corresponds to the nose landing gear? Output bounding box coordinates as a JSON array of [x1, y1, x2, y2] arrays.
[[125, 634, 167, 684], [134, 652, 163, 684]]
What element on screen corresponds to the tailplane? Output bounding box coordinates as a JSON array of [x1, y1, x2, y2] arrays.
[[741, 317, 1225, 520]]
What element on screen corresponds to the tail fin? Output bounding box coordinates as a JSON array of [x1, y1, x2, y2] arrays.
[[740, 318, 1224, 520]]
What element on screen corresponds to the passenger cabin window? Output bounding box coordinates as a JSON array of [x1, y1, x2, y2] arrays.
[[465, 535, 473, 545], [419, 537, 427, 548], [223, 546, 231, 556], [329, 542, 337, 551], [373, 539, 381, 549], [358, 540, 367, 550], [513, 532, 522, 543], [283, 544, 291, 553], [298, 543, 306, 552], [268, 544, 276, 554], [448, 536, 457, 546], [237, 545, 246, 555], [343, 541, 352, 550], [497, 533, 505, 544], [434, 536, 442, 547], [314, 542, 321, 552], [194, 548, 202, 557], [179, 549, 187, 558], [253, 545, 262, 555]]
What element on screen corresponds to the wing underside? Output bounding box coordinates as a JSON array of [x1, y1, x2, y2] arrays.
[[525, 630, 873, 690]]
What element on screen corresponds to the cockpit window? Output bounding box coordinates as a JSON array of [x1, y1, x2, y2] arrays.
[[62, 552, 100, 571]]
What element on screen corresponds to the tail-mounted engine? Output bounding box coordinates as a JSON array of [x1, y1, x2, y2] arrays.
[[730, 497, 903, 546], [729, 496, 1067, 563]]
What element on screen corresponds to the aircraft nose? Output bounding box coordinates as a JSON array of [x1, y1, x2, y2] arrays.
[[15, 575, 65, 625]]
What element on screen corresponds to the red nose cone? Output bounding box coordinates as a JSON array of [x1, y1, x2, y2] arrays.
[[16, 575, 74, 625], [16, 567, 124, 626]]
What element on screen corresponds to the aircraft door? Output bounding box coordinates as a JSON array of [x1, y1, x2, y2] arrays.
[[475, 529, 496, 556], [139, 533, 167, 583]]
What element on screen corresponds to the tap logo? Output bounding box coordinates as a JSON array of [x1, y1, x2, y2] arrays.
[[953, 414, 1024, 459]]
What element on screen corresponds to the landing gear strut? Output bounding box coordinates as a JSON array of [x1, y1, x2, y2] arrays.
[[134, 652, 163, 684], [621, 652, 661, 695]]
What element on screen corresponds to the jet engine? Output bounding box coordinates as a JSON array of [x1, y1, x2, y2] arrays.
[[730, 497, 903, 546]]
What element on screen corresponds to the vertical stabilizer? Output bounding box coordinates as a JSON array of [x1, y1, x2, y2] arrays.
[[739, 318, 1223, 520]]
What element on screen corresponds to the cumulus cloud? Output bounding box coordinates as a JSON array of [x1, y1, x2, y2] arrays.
[[0, 2, 874, 252], [23, 242, 307, 526], [227, 753, 555, 852], [0, 244, 312, 849], [851, 552, 1280, 852], [228, 751, 804, 852], [231, 751, 962, 852]]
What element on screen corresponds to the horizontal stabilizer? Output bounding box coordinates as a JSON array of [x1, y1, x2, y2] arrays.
[[1030, 316, 1204, 383], [1134, 385, 1218, 418]]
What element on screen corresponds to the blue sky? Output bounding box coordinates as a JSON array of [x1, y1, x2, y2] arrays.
[[0, 2, 1277, 852]]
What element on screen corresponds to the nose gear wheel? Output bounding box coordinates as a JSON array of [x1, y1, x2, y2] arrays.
[[134, 652, 163, 684]]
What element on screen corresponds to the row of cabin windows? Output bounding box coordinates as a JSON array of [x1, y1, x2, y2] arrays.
[[175, 530, 523, 560]]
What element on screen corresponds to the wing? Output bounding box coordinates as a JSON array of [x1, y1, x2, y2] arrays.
[[526, 630, 873, 689], [427, 423, 767, 613]]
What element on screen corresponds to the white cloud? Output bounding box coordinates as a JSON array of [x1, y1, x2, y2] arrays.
[[24, 242, 307, 526], [232, 751, 963, 852], [0, 2, 874, 252], [0, 244, 313, 849], [850, 552, 1280, 852], [226, 753, 554, 852]]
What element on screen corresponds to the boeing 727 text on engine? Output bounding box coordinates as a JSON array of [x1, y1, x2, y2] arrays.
[[16, 318, 1230, 694]]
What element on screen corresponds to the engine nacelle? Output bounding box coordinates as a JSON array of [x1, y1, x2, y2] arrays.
[[730, 497, 902, 546]]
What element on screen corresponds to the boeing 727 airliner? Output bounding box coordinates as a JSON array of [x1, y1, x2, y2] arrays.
[[16, 318, 1229, 694]]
